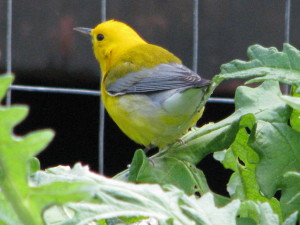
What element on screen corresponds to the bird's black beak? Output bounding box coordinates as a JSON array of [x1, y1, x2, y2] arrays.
[[73, 27, 92, 37]]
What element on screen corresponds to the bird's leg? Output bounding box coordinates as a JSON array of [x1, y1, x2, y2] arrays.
[[143, 144, 156, 154], [176, 138, 185, 145]]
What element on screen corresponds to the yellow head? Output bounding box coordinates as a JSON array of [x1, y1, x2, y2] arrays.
[[75, 20, 147, 74]]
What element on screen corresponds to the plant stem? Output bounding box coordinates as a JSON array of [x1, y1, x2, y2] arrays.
[[0, 166, 40, 225]]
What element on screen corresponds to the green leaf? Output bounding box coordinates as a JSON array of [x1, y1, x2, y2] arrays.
[[160, 120, 240, 165], [29, 164, 102, 210], [0, 74, 13, 101], [283, 211, 299, 225], [29, 157, 41, 175], [280, 172, 300, 223], [0, 88, 55, 224], [219, 44, 300, 86], [128, 149, 210, 195], [43, 205, 75, 225], [119, 216, 149, 224], [281, 95, 300, 111], [37, 164, 241, 225], [30, 182, 95, 210], [0, 77, 95, 225], [160, 80, 289, 163], [128, 149, 152, 182], [58, 168, 194, 224], [0, 125, 54, 195], [0, 79, 54, 224], [238, 201, 280, 225], [289, 89, 300, 132], [0, 193, 21, 225], [180, 192, 240, 225], [214, 121, 281, 220], [249, 121, 300, 198], [0, 107, 28, 141], [236, 217, 256, 225]]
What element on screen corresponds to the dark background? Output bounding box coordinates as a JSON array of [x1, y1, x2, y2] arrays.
[[1, 0, 299, 196]]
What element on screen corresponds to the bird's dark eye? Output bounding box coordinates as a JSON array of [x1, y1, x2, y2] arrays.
[[97, 34, 104, 41]]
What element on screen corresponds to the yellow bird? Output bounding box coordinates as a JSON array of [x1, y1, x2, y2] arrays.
[[74, 20, 210, 149]]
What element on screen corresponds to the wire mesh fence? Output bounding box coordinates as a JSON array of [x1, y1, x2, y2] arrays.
[[2, 0, 292, 174]]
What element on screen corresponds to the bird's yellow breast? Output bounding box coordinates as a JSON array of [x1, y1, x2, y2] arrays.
[[101, 85, 205, 148]]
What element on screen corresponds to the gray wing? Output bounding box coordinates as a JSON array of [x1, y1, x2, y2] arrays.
[[106, 62, 210, 96]]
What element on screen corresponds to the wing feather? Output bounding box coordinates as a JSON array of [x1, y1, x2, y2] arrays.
[[106, 63, 210, 96]]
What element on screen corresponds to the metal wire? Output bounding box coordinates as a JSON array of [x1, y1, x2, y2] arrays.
[[98, 0, 107, 174], [207, 97, 234, 104], [9, 85, 99, 96], [283, 0, 291, 95], [192, 0, 199, 73], [284, 0, 291, 43], [101, 0, 106, 23], [5, 0, 13, 106], [6, 0, 12, 73], [9, 84, 233, 104]]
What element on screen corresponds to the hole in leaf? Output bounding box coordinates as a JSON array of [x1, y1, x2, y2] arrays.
[[194, 186, 201, 197], [274, 190, 281, 200], [245, 127, 251, 134], [238, 157, 245, 166], [287, 118, 291, 127], [194, 191, 201, 197]]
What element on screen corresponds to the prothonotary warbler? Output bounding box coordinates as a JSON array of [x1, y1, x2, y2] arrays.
[[74, 20, 210, 149]]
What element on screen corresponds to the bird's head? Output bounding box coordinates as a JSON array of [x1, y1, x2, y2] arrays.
[[74, 20, 146, 74]]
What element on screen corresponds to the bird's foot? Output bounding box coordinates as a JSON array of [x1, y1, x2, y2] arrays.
[[143, 144, 156, 154], [176, 138, 185, 145]]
